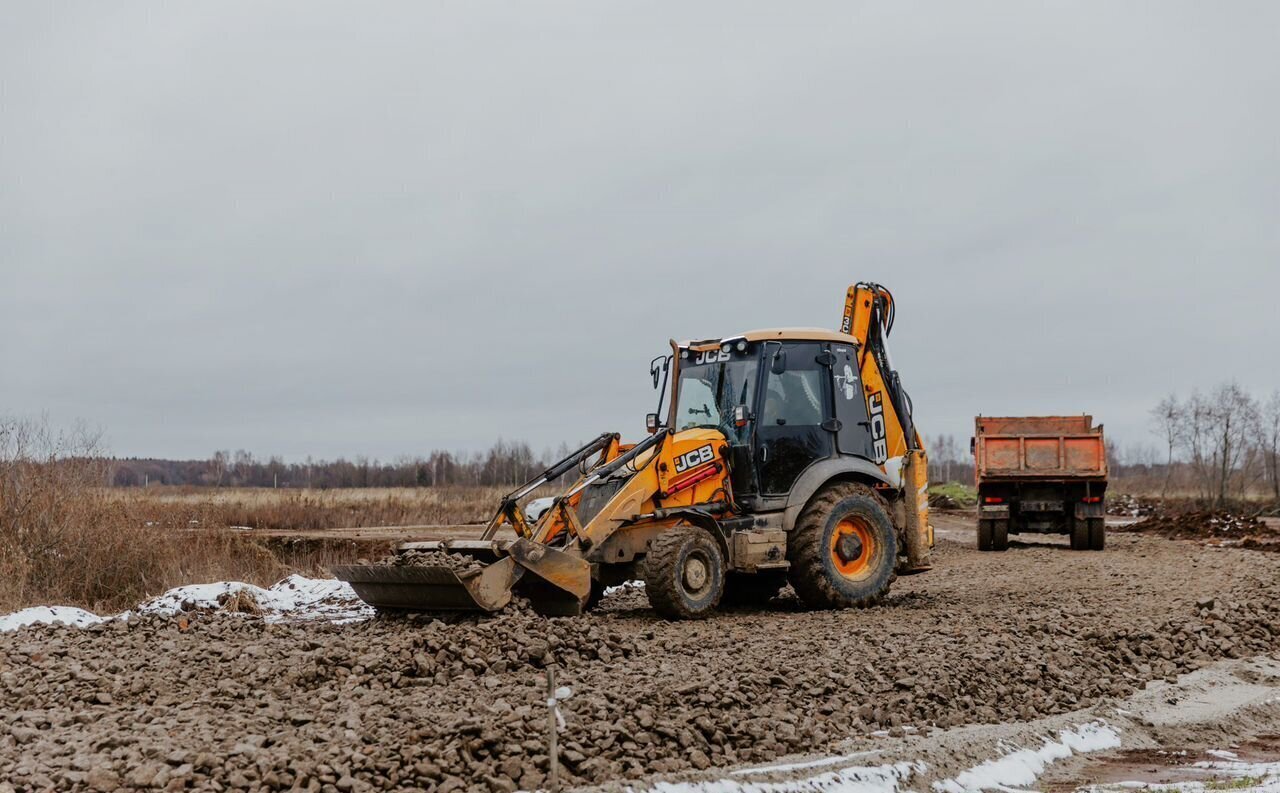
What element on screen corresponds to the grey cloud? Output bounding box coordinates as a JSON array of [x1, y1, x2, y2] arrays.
[[3, 2, 1277, 460]]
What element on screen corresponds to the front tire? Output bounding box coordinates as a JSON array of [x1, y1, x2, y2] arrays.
[[788, 483, 897, 609], [644, 526, 725, 619]]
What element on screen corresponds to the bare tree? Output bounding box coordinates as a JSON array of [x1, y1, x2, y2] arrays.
[[1181, 383, 1260, 507], [1151, 394, 1181, 499], [211, 450, 229, 487], [1261, 390, 1280, 501]]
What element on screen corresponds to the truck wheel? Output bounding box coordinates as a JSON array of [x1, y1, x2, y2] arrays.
[[1070, 518, 1089, 551], [977, 519, 994, 551], [788, 483, 897, 609], [1088, 518, 1106, 551], [720, 571, 787, 607], [991, 519, 1009, 551], [644, 526, 725, 619]]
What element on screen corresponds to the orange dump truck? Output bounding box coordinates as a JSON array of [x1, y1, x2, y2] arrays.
[[971, 415, 1107, 552]]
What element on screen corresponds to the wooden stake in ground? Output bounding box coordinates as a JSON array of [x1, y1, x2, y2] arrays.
[[544, 668, 574, 791]]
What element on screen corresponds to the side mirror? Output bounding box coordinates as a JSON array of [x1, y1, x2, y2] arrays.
[[733, 405, 750, 428], [646, 413, 660, 434], [770, 347, 787, 375]]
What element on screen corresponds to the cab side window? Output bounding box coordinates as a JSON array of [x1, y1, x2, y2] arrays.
[[760, 371, 824, 427]]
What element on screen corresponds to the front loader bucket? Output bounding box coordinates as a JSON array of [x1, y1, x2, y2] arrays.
[[331, 538, 594, 616], [332, 541, 521, 612], [506, 537, 593, 617]]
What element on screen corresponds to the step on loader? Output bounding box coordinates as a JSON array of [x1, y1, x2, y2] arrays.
[[334, 282, 933, 618]]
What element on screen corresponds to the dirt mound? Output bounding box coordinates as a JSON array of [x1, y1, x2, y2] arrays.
[[381, 549, 486, 574], [217, 589, 263, 615], [1120, 509, 1276, 541], [929, 493, 962, 509], [6, 536, 1280, 790]]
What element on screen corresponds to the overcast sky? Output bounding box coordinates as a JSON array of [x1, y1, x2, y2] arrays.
[[2, 2, 1277, 462]]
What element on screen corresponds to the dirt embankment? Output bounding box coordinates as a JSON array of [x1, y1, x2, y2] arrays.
[[1118, 507, 1280, 552], [3, 533, 1280, 792]]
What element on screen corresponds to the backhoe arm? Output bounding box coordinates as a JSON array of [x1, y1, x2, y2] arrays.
[[842, 282, 932, 572]]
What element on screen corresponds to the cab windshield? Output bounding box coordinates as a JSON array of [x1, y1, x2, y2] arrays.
[[674, 354, 759, 442]]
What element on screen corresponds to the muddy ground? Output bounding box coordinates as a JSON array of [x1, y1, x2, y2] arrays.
[[3, 515, 1280, 792]]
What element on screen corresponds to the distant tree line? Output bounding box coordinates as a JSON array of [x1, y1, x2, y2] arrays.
[[107, 439, 583, 489], [927, 434, 974, 485], [94, 382, 1280, 505]]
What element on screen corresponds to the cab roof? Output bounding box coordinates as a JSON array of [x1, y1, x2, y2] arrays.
[[680, 327, 858, 350]]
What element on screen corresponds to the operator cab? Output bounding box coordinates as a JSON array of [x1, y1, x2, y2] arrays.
[[657, 328, 879, 505]]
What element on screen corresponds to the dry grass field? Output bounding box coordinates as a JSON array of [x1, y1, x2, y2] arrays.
[[105, 484, 507, 531], [2, 448, 506, 614]]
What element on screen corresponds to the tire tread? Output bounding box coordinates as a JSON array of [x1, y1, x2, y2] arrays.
[[787, 482, 895, 609], [644, 527, 723, 619]]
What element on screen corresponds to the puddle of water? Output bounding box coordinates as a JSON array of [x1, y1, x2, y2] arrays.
[[1056, 735, 1280, 791]]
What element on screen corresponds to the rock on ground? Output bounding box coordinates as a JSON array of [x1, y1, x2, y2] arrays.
[[2, 532, 1279, 791]]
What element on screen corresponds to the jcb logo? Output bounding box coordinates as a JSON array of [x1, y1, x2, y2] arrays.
[[674, 444, 715, 474], [693, 349, 730, 364], [868, 392, 887, 463]]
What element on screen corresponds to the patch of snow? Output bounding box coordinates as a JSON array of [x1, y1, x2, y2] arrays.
[[0, 575, 371, 633], [1206, 749, 1240, 761], [1091, 757, 1280, 792], [140, 574, 371, 623], [933, 722, 1121, 792], [1185, 758, 1280, 792], [138, 580, 273, 614], [644, 760, 925, 793], [604, 581, 646, 595], [0, 606, 105, 632]]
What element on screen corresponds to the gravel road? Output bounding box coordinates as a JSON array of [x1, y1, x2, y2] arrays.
[[3, 517, 1279, 792]]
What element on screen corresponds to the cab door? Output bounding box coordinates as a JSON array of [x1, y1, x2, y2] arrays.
[[754, 342, 834, 496], [831, 341, 876, 460]]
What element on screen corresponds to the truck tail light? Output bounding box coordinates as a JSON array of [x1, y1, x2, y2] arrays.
[[1082, 496, 1102, 503], [983, 496, 1003, 504]]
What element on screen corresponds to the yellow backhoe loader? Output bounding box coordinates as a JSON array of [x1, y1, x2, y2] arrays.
[[334, 283, 932, 618]]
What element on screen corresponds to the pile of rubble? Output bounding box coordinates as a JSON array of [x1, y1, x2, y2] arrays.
[[4, 534, 1280, 790], [1119, 508, 1279, 549]]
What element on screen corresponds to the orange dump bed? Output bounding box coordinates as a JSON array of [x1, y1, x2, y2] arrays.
[[974, 415, 1107, 482]]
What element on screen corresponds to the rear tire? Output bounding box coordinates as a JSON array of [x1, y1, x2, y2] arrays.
[[991, 519, 1009, 551], [1088, 518, 1106, 551], [720, 571, 787, 608], [1070, 518, 1089, 551], [977, 519, 993, 551], [787, 483, 897, 609], [644, 526, 725, 619]]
